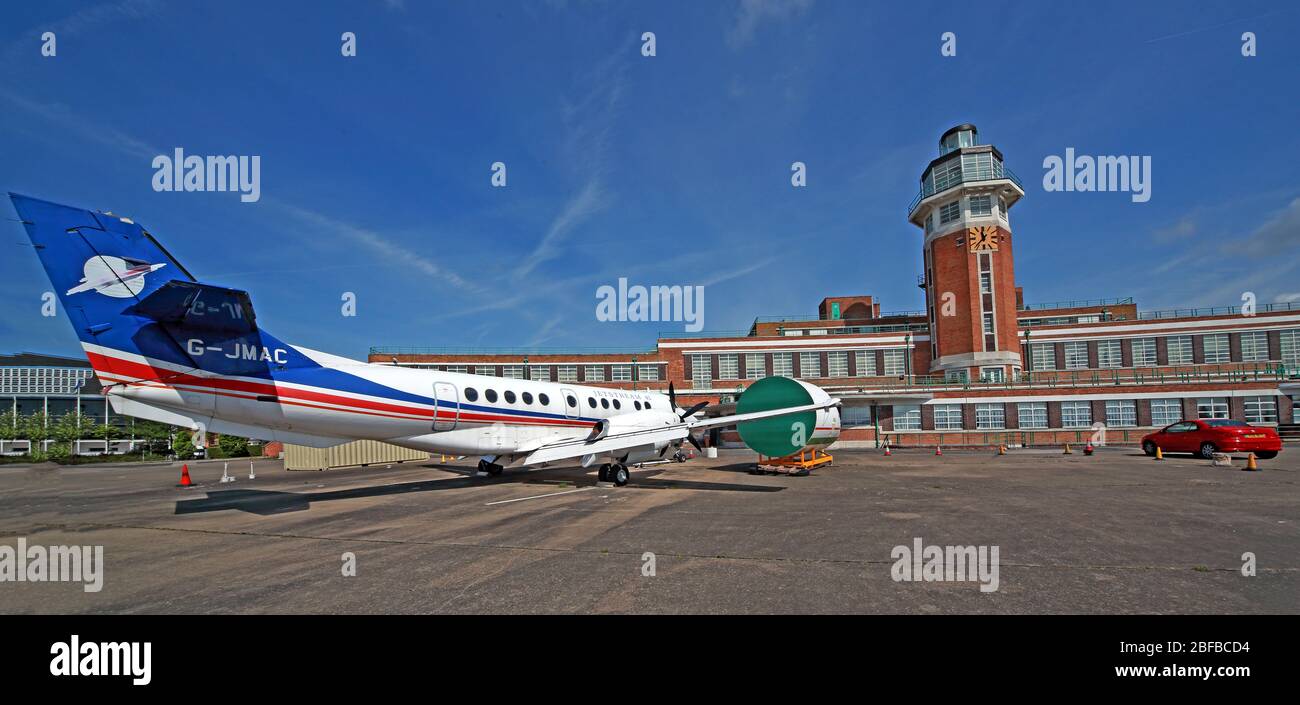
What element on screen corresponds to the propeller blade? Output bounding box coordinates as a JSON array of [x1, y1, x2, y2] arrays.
[[659, 444, 670, 457], [680, 401, 708, 420], [668, 381, 677, 412], [686, 434, 703, 452]]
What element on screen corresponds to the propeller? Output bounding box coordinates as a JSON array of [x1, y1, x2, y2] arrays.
[[667, 382, 706, 452]]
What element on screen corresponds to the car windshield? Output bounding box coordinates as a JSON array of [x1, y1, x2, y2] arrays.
[[1204, 420, 1248, 427]]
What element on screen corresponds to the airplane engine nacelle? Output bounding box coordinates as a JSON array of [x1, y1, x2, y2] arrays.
[[736, 376, 840, 458]]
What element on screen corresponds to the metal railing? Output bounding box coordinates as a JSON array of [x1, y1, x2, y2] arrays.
[[908, 167, 1024, 214], [1019, 297, 1133, 312], [822, 362, 1298, 393], [368, 345, 655, 356], [1136, 301, 1300, 320], [752, 311, 924, 323]]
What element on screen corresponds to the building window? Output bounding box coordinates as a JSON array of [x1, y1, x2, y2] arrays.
[[1244, 396, 1277, 424], [744, 353, 766, 379], [611, 365, 632, 382], [1030, 343, 1056, 371], [446, 365, 468, 374], [1018, 402, 1048, 429], [1202, 334, 1230, 364], [1105, 400, 1136, 427], [939, 200, 961, 224], [980, 367, 1004, 383], [1097, 340, 1122, 368], [842, 405, 872, 427], [979, 271, 992, 294], [716, 354, 739, 380], [637, 365, 660, 381], [1064, 342, 1089, 370], [1151, 398, 1182, 426], [1282, 329, 1300, 365], [771, 352, 793, 377], [584, 365, 605, 382], [1240, 331, 1269, 362], [924, 212, 934, 234], [529, 366, 551, 382], [883, 349, 906, 377], [501, 365, 524, 379], [827, 351, 848, 377], [854, 350, 876, 376], [799, 352, 821, 378], [893, 405, 921, 431], [557, 366, 578, 383], [690, 355, 712, 389], [1061, 401, 1092, 428], [969, 195, 992, 216], [982, 312, 995, 335], [1131, 338, 1157, 367], [997, 196, 1007, 219], [975, 403, 1004, 429], [933, 404, 963, 430], [1166, 335, 1193, 365], [1196, 397, 1229, 419]]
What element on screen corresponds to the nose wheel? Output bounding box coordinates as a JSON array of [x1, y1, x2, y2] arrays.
[[477, 459, 504, 476], [598, 463, 630, 486]]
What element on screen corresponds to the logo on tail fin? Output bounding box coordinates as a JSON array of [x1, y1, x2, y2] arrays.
[[66, 256, 166, 298]]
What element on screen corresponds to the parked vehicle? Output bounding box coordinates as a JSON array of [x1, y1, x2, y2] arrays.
[[1141, 420, 1282, 459]]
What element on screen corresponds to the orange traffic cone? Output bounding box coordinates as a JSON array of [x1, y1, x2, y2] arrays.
[[1154, 446, 1163, 461], [935, 446, 943, 456], [1063, 443, 1073, 455], [998, 445, 1006, 455], [1244, 453, 1258, 471], [177, 463, 194, 488]]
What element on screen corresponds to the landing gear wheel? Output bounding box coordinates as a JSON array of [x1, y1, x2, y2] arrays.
[[478, 459, 503, 476], [598, 463, 611, 482], [1142, 441, 1156, 457], [611, 463, 629, 487], [1256, 451, 1278, 459], [1198, 442, 1217, 460]]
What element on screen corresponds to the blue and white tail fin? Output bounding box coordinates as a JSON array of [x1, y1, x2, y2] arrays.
[[10, 193, 315, 380]]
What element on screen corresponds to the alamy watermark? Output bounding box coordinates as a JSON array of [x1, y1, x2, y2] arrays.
[[891, 537, 999, 593], [1, 537, 104, 592], [596, 278, 704, 333], [1042, 148, 1151, 203], [152, 148, 261, 203]]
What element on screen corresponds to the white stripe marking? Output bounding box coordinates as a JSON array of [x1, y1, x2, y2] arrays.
[[485, 487, 597, 505]]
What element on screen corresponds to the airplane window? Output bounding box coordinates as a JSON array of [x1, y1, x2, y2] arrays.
[[504, 390, 516, 404], [464, 388, 478, 402], [538, 393, 550, 406], [587, 397, 597, 408], [634, 401, 641, 411], [567, 395, 577, 407], [613, 400, 621, 410], [601, 398, 609, 409], [485, 389, 498, 403], [522, 392, 533, 405]]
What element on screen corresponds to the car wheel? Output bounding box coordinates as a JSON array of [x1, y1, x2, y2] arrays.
[[1141, 441, 1156, 456], [1255, 451, 1278, 460], [1198, 442, 1217, 459]]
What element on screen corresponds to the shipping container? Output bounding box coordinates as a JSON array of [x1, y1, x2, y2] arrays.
[[283, 440, 429, 471]]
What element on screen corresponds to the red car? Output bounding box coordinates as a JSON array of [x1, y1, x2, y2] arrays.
[[1141, 419, 1282, 460]]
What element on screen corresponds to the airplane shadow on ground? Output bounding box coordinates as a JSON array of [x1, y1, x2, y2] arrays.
[[174, 463, 783, 516]]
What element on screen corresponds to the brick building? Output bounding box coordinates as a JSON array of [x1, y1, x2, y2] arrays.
[[371, 125, 1300, 448]]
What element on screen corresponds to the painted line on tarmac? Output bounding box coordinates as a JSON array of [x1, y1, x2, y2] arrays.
[[485, 487, 596, 506]]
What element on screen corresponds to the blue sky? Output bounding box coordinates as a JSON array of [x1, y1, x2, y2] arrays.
[[2, 0, 1297, 360]]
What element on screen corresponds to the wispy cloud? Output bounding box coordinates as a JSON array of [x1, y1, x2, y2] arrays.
[[0, 87, 158, 160], [3, 0, 163, 65], [274, 203, 489, 296], [726, 0, 814, 49]]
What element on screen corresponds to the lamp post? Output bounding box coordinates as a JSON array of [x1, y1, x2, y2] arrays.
[[904, 333, 913, 386]]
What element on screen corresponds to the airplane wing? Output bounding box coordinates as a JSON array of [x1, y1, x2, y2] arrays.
[[519, 397, 839, 467]]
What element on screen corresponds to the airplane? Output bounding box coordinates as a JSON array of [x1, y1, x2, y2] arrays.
[[11, 194, 841, 486]]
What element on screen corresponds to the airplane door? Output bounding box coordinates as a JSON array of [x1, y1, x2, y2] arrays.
[[561, 388, 578, 419], [433, 382, 458, 431]]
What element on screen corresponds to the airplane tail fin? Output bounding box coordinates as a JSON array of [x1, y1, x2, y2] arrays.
[[10, 193, 312, 380]]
